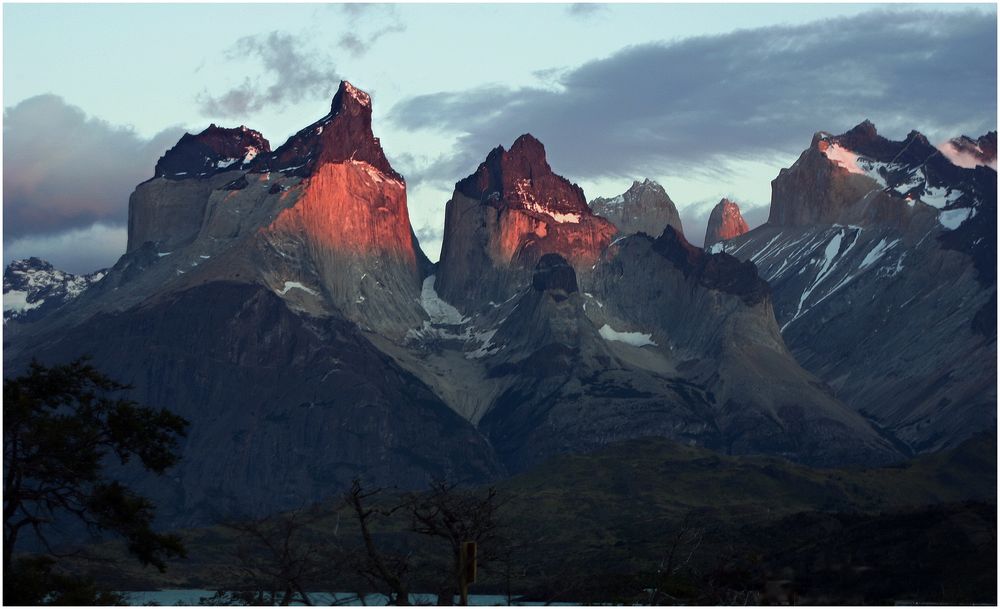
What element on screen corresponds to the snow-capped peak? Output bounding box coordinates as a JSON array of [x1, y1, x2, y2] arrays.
[[3, 258, 106, 323]]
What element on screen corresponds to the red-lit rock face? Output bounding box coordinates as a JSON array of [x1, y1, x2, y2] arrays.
[[437, 134, 617, 309], [126, 81, 429, 338], [704, 198, 750, 246], [265, 161, 417, 270]]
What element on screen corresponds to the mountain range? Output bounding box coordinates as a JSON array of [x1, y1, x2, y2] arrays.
[[4, 82, 995, 527]]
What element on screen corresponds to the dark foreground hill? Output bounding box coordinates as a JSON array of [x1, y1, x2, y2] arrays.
[[67, 433, 996, 604]]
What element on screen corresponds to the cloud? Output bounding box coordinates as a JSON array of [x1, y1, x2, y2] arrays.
[[937, 140, 998, 170], [3, 95, 183, 247], [4, 222, 128, 275], [197, 32, 340, 117], [389, 9, 996, 186], [566, 4, 608, 18], [336, 5, 407, 58]]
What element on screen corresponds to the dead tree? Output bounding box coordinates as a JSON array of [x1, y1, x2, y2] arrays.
[[343, 479, 412, 606], [646, 513, 704, 605], [221, 507, 328, 606], [406, 481, 505, 606]]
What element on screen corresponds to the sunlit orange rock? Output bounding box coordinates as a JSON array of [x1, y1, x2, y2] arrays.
[[436, 135, 617, 309], [704, 198, 750, 247]]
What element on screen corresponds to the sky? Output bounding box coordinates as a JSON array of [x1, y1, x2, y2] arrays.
[[3, 2, 997, 273]]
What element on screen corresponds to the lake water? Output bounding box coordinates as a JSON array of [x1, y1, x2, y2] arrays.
[[122, 589, 562, 606]]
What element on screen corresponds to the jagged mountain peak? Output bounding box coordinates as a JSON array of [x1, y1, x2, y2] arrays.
[[261, 80, 402, 180], [509, 132, 547, 160], [154, 124, 271, 179], [437, 136, 616, 309], [773, 120, 996, 229], [846, 118, 878, 139], [705, 198, 750, 247], [4, 258, 106, 323], [334, 80, 372, 111], [627, 178, 666, 194], [590, 177, 683, 238], [454, 134, 590, 217]]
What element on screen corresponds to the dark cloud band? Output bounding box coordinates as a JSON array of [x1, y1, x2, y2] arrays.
[[390, 9, 996, 186], [197, 31, 340, 117], [3, 95, 183, 241]]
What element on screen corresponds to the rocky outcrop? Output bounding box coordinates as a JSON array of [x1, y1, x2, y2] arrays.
[[436, 134, 617, 311], [117, 80, 428, 337], [704, 198, 749, 246], [590, 179, 684, 237], [154, 125, 270, 180]]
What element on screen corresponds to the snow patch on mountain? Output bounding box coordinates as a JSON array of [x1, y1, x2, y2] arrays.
[[342, 81, 371, 107], [4, 290, 42, 313], [278, 281, 319, 296], [859, 237, 900, 269], [420, 276, 467, 325], [598, 323, 656, 347], [938, 207, 976, 230]]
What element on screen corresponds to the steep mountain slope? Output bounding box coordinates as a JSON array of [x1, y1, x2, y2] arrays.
[[4, 81, 503, 525], [590, 178, 684, 237], [704, 198, 749, 246], [469, 241, 897, 470], [3, 258, 106, 323], [720, 121, 997, 453], [16, 281, 502, 528], [435, 135, 617, 311]]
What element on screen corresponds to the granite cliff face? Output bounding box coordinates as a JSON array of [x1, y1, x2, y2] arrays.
[[590, 178, 684, 237], [435, 135, 617, 311], [723, 122, 997, 453], [112, 80, 428, 338], [704, 198, 749, 247]]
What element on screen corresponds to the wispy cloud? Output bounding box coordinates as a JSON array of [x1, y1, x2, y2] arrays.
[[566, 4, 608, 19], [390, 9, 996, 186], [337, 4, 407, 58], [197, 32, 340, 117]]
